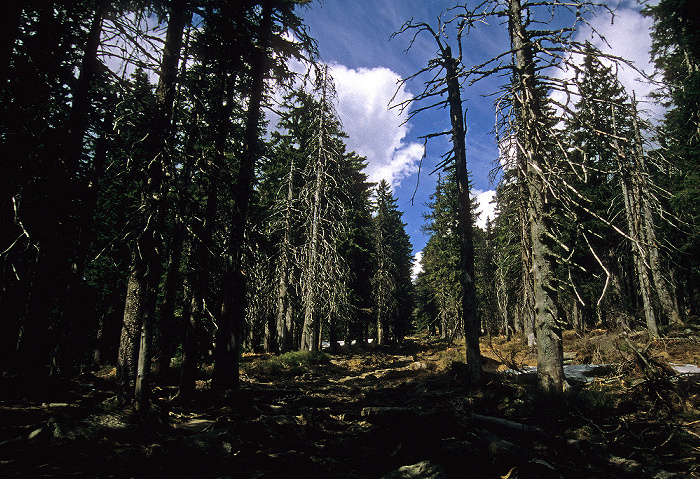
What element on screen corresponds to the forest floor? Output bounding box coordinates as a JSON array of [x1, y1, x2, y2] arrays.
[[1, 328, 700, 478]]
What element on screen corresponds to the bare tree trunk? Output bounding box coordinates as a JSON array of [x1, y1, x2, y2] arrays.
[[626, 176, 659, 337], [508, 0, 565, 394], [518, 158, 536, 346], [178, 260, 197, 400], [117, 249, 144, 404], [275, 159, 294, 353], [631, 100, 682, 326], [613, 105, 659, 337], [302, 158, 322, 352], [444, 50, 481, 384]]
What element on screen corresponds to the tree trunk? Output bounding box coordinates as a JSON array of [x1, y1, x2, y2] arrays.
[[117, 249, 145, 404], [508, 0, 565, 394], [153, 215, 184, 381], [631, 100, 682, 326], [116, 0, 189, 410], [213, 0, 274, 394], [613, 105, 659, 337], [275, 158, 294, 353], [178, 282, 197, 401], [302, 158, 322, 352], [444, 49, 481, 384], [518, 155, 536, 346]]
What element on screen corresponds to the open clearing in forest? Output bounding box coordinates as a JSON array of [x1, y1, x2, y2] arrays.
[[1, 330, 700, 478]]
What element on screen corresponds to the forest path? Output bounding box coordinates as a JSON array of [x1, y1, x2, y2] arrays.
[[1, 333, 699, 478]]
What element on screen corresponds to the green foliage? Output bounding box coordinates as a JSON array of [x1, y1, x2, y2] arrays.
[[415, 172, 462, 340], [645, 0, 700, 314], [371, 180, 414, 343], [245, 350, 331, 376]]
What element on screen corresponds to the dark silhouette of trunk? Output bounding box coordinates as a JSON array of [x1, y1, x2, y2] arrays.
[[117, 0, 189, 409], [153, 216, 185, 381], [508, 0, 565, 394], [179, 279, 197, 401], [213, 0, 273, 394], [444, 48, 482, 384]]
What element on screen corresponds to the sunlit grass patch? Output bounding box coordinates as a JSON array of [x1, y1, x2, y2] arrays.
[[244, 350, 331, 377]]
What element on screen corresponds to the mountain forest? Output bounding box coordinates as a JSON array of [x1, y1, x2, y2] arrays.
[[1, 0, 699, 477]]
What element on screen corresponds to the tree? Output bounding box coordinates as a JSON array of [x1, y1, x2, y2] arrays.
[[392, 17, 482, 384], [444, 0, 636, 393], [372, 180, 413, 345], [212, 0, 316, 393], [418, 172, 462, 341], [116, 0, 190, 409], [644, 0, 700, 318]]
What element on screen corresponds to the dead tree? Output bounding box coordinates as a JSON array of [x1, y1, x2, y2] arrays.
[[391, 17, 482, 384]]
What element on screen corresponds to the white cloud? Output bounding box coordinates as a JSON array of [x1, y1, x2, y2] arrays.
[[581, 7, 658, 117], [329, 63, 424, 188], [473, 189, 496, 230], [412, 251, 423, 281], [550, 5, 659, 121]]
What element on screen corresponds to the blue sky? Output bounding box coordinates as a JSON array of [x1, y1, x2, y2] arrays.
[[297, 0, 657, 269]]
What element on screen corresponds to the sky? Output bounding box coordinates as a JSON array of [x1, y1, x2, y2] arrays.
[[296, 0, 657, 275]]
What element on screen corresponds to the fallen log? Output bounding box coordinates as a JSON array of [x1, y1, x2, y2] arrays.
[[467, 412, 546, 438]]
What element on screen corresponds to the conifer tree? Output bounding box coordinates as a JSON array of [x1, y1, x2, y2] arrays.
[[371, 180, 413, 345]]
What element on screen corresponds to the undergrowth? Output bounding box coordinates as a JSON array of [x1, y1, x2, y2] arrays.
[[244, 350, 331, 377]]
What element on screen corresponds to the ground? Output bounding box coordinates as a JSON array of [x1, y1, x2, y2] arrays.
[[1, 329, 699, 478]]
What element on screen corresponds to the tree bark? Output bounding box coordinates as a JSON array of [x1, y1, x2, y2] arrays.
[[117, 0, 189, 409], [518, 155, 536, 346], [302, 156, 323, 352], [443, 49, 482, 384], [117, 249, 145, 404], [275, 157, 295, 353], [613, 105, 659, 337], [213, 0, 274, 393], [508, 0, 565, 394], [631, 100, 682, 326]]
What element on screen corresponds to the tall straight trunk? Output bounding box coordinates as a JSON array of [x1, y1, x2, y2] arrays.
[[179, 281, 197, 400], [153, 215, 184, 380], [275, 157, 295, 353], [302, 159, 323, 352], [631, 100, 682, 326], [213, 0, 273, 393], [613, 106, 659, 337], [518, 153, 535, 346], [117, 249, 145, 404], [443, 49, 482, 384], [117, 0, 189, 409], [508, 0, 564, 394], [154, 27, 192, 381], [181, 67, 234, 394]]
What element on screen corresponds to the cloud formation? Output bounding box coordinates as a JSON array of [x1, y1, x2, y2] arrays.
[[549, 5, 658, 121], [579, 6, 657, 115], [412, 251, 423, 281], [474, 189, 496, 230], [329, 63, 424, 187]]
